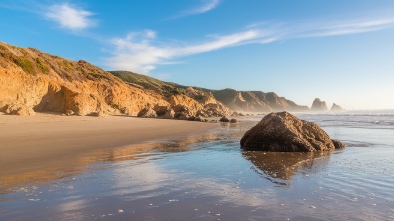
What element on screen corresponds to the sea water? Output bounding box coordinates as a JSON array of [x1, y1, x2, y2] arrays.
[[1, 110, 393, 220]]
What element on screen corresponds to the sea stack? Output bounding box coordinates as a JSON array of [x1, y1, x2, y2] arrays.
[[311, 98, 328, 111], [330, 103, 343, 111], [240, 111, 345, 152]]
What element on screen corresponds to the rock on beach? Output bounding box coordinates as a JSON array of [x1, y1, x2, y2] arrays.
[[240, 111, 345, 152]]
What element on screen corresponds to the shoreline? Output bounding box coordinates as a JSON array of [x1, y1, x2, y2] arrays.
[[0, 113, 219, 190]]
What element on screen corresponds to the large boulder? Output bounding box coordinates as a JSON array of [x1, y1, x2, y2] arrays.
[[240, 111, 344, 152]]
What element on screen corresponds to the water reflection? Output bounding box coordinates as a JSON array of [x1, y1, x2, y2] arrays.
[[242, 151, 332, 185], [0, 133, 219, 193]]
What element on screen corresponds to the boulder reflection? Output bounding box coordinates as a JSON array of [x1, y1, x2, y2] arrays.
[[243, 151, 331, 185]]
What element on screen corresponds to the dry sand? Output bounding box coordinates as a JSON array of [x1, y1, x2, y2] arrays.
[[0, 113, 218, 190]]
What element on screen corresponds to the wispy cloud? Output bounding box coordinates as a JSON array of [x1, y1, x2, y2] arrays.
[[106, 29, 265, 73], [190, 0, 220, 14], [304, 18, 394, 37], [106, 17, 394, 73], [45, 3, 96, 30], [171, 0, 220, 19]]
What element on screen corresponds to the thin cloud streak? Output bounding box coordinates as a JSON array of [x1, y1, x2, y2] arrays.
[[191, 0, 220, 14], [106, 17, 394, 74], [45, 3, 96, 30], [170, 0, 220, 19]]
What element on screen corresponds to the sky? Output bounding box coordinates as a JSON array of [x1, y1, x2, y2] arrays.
[[1, 0, 394, 110]]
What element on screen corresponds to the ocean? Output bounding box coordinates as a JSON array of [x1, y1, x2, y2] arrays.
[[1, 110, 393, 221]]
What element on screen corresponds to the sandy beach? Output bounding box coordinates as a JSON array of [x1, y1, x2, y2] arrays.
[[0, 113, 218, 190]]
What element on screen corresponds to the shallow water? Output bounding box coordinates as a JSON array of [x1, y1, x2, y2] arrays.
[[1, 111, 394, 220]]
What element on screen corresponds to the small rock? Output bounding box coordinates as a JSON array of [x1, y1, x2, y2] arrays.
[[332, 139, 346, 149], [230, 118, 237, 123], [65, 109, 74, 116], [219, 116, 230, 122]]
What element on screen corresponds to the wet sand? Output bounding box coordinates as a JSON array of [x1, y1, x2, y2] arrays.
[[1, 112, 394, 220], [0, 113, 218, 189]]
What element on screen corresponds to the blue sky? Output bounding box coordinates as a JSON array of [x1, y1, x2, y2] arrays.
[[1, 0, 394, 109]]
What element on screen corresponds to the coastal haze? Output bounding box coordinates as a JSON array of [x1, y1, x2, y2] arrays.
[[1, 1, 394, 221]]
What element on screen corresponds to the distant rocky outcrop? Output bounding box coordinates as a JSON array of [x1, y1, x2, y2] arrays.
[[330, 103, 343, 111], [240, 111, 345, 152], [311, 98, 328, 111]]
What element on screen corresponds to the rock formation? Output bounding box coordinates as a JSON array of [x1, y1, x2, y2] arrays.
[[137, 107, 157, 118], [330, 103, 343, 111], [240, 111, 345, 152], [311, 98, 328, 111]]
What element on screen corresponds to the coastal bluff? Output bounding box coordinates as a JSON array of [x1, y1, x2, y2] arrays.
[[240, 111, 345, 152], [0, 42, 312, 117], [0, 42, 229, 118]]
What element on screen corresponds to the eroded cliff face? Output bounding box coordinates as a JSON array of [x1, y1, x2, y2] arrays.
[[0, 43, 171, 116], [0, 42, 230, 117]]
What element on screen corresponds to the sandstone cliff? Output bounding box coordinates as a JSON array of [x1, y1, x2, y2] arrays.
[[0, 42, 230, 117], [0, 42, 172, 116]]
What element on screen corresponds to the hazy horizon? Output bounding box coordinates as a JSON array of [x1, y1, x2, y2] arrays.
[[1, 0, 394, 109]]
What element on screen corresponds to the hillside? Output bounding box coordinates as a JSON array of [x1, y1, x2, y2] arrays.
[[110, 71, 186, 97], [0, 42, 308, 118], [110, 71, 309, 112]]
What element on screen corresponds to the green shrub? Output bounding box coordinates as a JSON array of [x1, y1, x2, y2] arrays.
[[194, 94, 205, 101], [35, 58, 49, 75], [15, 57, 34, 75], [173, 88, 185, 95]]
